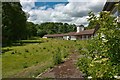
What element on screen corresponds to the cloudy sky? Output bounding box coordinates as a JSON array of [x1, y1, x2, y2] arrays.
[[20, 0, 106, 27]]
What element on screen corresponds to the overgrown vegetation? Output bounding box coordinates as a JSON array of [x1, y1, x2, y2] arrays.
[[53, 48, 62, 65], [2, 38, 78, 78], [77, 11, 120, 79]]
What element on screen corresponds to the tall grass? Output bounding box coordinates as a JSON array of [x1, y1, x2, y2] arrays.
[[2, 38, 77, 78]]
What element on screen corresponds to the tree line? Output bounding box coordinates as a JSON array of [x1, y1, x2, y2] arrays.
[[2, 2, 76, 46]]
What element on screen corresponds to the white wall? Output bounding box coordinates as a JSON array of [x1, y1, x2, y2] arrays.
[[63, 36, 67, 40], [70, 36, 76, 40], [63, 36, 70, 40], [43, 36, 47, 38], [76, 25, 84, 33]]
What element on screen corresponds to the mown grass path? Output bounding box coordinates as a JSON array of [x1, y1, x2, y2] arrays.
[[36, 51, 84, 79]]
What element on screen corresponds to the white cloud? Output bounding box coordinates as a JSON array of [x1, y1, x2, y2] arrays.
[[20, 0, 35, 12], [20, 1, 106, 26]]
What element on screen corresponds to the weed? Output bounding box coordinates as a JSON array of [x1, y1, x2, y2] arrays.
[[25, 49, 29, 52], [24, 55, 27, 58], [47, 49, 49, 52], [63, 51, 68, 58], [35, 61, 39, 64], [53, 48, 62, 65], [36, 50, 38, 52], [43, 47, 46, 49], [23, 62, 28, 68], [18, 52, 21, 54], [11, 52, 15, 54]]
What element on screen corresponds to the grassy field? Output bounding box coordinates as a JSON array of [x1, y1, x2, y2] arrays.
[[2, 38, 82, 78]]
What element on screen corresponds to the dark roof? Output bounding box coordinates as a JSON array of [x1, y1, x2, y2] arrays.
[[64, 29, 95, 36], [43, 29, 95, 37], [64, 32, 76, 36], [103, 2, 118, 11], [44, 34, 64, 37], [75, 29, 95, 35]]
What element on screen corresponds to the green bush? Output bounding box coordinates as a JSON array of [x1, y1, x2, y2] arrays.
[[25, 49, 29, 52], [53, 48, 62, 65], [63, 50, 68, 58], [77, 11, 120, 79], [2, 48, 12, 53], [23, 62, 28, 68], [77, 56, 92, 77], [11, 51, 15, 54]]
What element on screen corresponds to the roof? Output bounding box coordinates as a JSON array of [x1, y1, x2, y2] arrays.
[[44, 34, 64, 37], [64, 32, 76, 36], [75, 29, 95, 35], [44, 29, 95, 37], [103, 2, 118, 11]]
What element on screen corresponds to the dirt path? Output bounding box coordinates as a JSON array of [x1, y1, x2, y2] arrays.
[[36, 52, 84, 79]]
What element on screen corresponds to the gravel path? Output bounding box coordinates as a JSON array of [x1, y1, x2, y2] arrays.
[[36, 52, 84, 79]]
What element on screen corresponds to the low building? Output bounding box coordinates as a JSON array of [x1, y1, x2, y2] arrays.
[[43, 25, 96, 40]]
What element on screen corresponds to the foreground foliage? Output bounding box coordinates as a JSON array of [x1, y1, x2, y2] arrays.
[[77, 11, 120, 79]]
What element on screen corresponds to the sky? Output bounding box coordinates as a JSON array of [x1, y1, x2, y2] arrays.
[[20, 0, 106, 27]]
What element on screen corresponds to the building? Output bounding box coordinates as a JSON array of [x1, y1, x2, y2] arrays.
[[43, 25, 96, 40], [103, 1, 120, 22]]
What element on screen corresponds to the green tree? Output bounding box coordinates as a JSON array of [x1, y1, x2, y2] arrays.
[[26, 22, 37, 38], [37, 29, 47, 37], [2, 2, 27, 45]]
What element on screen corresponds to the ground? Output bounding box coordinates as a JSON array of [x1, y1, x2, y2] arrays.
[[2, 38, 87, 78], [37, 51, 84, 79]]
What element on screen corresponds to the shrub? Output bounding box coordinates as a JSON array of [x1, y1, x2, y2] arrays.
[[18, 52, 21, 54], [36, 50, 38, 52], [77, 11, 120, 79], [63, 50, 68, 58], [15, 50, 17, 53], [77, 56, 92, 77], [24, 54, 27, 58], [43, 47, 46, 49], [35, 61, 39, 64], [11, 51, 15, 54], [53, 48, 62, 65], [2, 48, 12, 53], [23, 62, 28, 68], [25, 49, 29, 52]]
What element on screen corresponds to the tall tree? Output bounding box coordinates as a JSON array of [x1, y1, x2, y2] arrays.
[[2, 2, 27, 45]]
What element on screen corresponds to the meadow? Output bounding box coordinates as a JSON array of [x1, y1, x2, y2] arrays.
[[2, 38, 82, 78]]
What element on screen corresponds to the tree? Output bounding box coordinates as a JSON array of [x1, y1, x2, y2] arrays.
[[26, 22, 37, 38], [37, 29, 47, 37], [36, 22, 76, 35], [2, 2, 27, 45]]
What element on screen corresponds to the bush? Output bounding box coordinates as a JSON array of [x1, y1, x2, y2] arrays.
[[25, 49, 29, 52], [77, 56, 92, 77], [53, 48, 62, 65], [77, 11, 120, 79], [23, 62, 28, 68], [63, 50, 68, 58], [2, 48, 12, 53], [11, 51, 15, 54], [43, 47, 46, 49]]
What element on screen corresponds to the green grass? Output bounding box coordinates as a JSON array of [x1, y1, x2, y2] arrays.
[[2, 38, 79, 78]]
